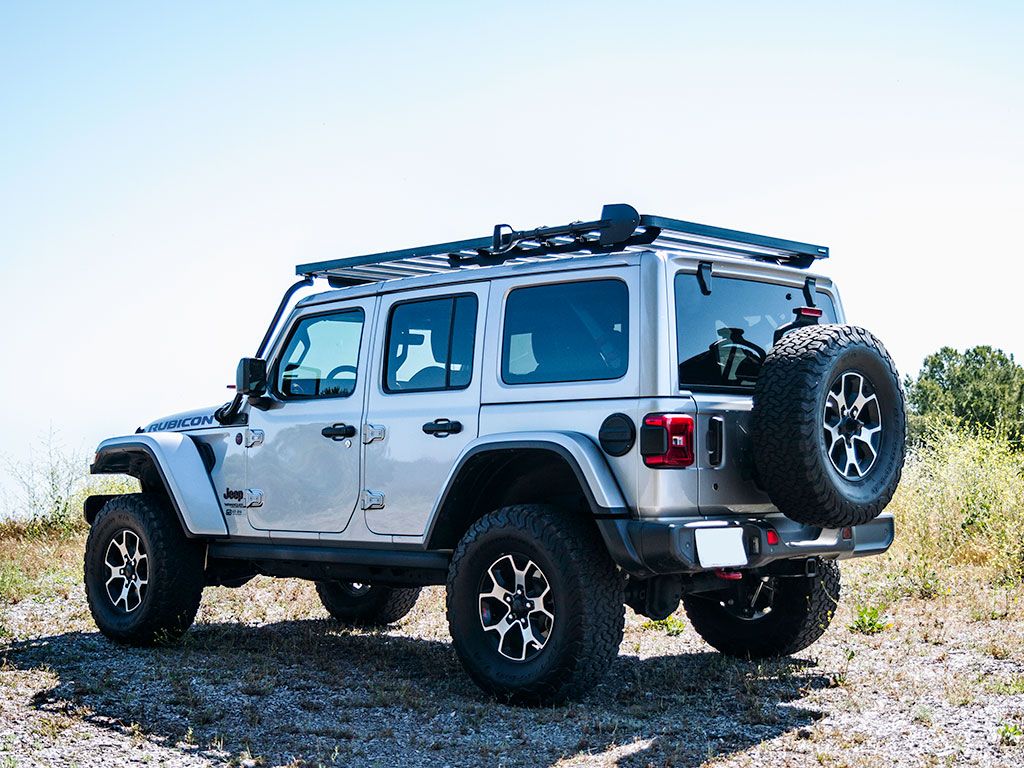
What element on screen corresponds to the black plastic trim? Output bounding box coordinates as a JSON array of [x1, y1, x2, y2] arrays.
[[597, 515, 896, 577], [598, 413, 636, 457], [208, 542, 450, 571]]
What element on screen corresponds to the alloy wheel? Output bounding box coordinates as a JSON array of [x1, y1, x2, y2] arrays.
[[823, 371, 883, 480], [478, 554, 555, 662], [104, 529, 149, 613]]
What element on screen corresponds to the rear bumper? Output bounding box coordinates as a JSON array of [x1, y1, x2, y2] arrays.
[[598, 513, 895, 578]]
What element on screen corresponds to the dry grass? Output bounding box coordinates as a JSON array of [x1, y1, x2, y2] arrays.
[[845, 428, 1024, 618], [0, 534, 83, 605]]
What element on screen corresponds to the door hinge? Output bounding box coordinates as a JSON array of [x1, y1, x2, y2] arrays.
[[243, 488, 264, 508], [245, 429, 265, 448], [361, 490, 385, 510], [362, 423, 386, 444]]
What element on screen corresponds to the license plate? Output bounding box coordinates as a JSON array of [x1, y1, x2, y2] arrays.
[[695, 527, 747, 568]]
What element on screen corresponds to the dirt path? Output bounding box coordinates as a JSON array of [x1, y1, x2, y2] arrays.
[[2, 571, 1023, 767]]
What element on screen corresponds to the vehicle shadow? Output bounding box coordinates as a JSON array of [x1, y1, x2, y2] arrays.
[[3, 619, 832, 767]]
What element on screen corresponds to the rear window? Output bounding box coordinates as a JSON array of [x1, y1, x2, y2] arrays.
[[675, 273, 837, 389]]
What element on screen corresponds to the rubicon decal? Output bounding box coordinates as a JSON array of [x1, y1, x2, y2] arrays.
[[146, 414, 216, 432]]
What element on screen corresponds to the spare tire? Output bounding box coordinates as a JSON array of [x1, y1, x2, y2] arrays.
[[751, 324, 906, 528]]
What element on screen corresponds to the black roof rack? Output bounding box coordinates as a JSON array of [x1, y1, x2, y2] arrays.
[[296, 204, 829, 286]]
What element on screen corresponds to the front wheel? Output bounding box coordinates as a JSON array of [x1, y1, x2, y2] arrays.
[[84, 494, 205, 646], [315, 582, 421, 627], [446, 505, 625, 705], [683, 560, 841, 658]]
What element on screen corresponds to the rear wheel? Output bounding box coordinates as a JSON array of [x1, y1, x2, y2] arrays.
[[84, 494, 205, 645], [446, 505, 625, 704], [315, 582, 421, 627], [683, 560, 841, 658]]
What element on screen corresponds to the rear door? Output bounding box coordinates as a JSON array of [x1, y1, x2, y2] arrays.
[[673, 268, 839, 514], [362, 283, 488, 537]]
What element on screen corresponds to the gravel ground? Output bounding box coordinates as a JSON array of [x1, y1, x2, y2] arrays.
[[2, 552, 1023, 767]]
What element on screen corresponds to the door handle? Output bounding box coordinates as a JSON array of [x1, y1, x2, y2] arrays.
[[422, 418, 463, 437], [322, 423, 357, 440], [707, 416, 724, 466]]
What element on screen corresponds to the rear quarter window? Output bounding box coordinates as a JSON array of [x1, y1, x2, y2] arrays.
[[675, 273, 837, 389], [502, 279, 629, 385]]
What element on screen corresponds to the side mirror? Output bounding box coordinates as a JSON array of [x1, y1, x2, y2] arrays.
[[236, 357, 267, 396]]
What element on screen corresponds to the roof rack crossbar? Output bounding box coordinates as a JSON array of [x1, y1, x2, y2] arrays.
[[297, 204, 828, 283]]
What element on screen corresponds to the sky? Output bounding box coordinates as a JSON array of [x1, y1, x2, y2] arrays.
[[1, 1, 1022, 487]]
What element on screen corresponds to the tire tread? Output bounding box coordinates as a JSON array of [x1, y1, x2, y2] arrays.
[[445, 505, 624, 704]]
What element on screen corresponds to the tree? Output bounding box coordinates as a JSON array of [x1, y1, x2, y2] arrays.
[[905, 346, 1024, 444]]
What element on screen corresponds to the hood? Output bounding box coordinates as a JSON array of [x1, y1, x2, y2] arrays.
[[143, 405, 223, 433]]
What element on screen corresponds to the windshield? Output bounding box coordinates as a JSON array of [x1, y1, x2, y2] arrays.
[[675, 272, 838, 389]]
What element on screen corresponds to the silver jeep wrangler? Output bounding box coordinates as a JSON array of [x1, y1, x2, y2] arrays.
[[84, 204, 905, 703]]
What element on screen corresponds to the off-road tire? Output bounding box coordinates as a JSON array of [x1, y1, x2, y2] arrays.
[[446, 505, 625, 705], [683, 559, 841, 658], [84, 493, 205, 646], [752, 324, 906, 528], [315, 582, 421, 627]]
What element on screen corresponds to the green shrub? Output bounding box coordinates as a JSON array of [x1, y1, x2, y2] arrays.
[[997, 721, 1023, 747], [848, 603, 891, 635], [881, 425, 1024, 591], [641, 615, 687, 636]]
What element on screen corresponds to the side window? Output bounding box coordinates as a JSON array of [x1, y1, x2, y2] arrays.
[[384, 295, 478, 393], [276, 309, 365, 399], [502, 279, 629, 385]]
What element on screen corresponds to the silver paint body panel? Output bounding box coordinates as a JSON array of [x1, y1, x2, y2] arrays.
[[95, 247, 847, 545], [94, 433, 230, 537]]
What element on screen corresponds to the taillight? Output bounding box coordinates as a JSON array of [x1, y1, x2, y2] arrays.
[[796, 306, 823, 319], [640, 413, 695, 468]]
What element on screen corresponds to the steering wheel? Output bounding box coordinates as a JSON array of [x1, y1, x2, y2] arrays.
[[712, 335, 766, 383], [326, 365, 358, 380]]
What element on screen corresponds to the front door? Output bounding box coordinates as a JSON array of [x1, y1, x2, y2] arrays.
[[246, 298, 375, 533], [363, 285, 488, 537]]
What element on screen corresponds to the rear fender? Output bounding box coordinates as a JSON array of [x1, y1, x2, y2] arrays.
[[89, 433, 228, 537], [423, 431, 632, 551], [437, 431, 629, 515]]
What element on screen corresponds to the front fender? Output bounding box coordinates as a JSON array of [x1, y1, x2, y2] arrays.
[[91, 433, 228, 537], [431, 431, 630, 518]]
